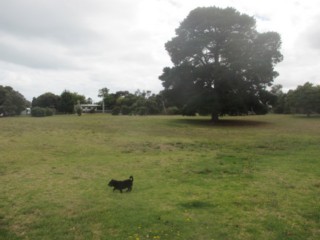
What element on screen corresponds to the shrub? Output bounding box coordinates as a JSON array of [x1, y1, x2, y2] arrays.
[[136, 106, 147, 116], [31, 107, 54, 117], [166, 106, 181, 115], [121, 105, 131, 115], [45, 108, 54, 116], [112, 106, 121, 115]]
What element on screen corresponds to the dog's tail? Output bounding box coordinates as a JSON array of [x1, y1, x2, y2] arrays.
[[129, 176, 133, 182]]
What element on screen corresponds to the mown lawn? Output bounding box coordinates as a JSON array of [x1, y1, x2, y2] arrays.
[[0, 114, 319, 240]]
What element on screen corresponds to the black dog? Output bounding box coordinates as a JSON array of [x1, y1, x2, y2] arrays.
[[108, 176, 133, 193]]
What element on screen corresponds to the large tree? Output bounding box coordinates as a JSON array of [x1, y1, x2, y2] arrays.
[[159, 7, 283, 121], [58, 90, 86, 114], [0, 85, 28, 116], [32, 92, 60, 109]]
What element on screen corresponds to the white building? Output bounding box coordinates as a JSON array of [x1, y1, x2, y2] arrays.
[[79, 104, 99, 113]]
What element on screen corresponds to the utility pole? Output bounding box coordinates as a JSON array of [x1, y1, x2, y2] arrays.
[[98, 88, 109, 114]]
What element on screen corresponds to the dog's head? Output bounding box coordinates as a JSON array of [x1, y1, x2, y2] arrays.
[[108, 179, 116, 187]]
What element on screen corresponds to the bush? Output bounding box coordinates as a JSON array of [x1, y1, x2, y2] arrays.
[[31, 107, 54, 117], [136, 106, 147, 116], [112, 106, 121, 115], [121, 105, 131, 115], [166, 106, 181, 115], [45, 108, 54, 116]]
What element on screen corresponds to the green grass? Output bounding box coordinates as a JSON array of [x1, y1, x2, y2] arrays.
[[0, 114, 319, 240]]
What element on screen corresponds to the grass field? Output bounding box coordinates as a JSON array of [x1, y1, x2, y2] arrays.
[[0, 114, 319, 240]]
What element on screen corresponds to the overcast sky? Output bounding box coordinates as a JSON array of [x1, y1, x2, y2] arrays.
[[1, 0, 320, 101]]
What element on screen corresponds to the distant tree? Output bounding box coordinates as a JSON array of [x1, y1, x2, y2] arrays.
[[270, 84, 287, 113], [103, 93, 118, 110], [98, 88, 110, 99], [98, 87, 110, 112], [32, 92, 60, 110], [105, 90, 163, 115], [58, 90, 86, 114], [59, 90, 75, 113], [86, 97, 93, 104], [145, 94, 163, 114], [0, 85, 28, 116], [103, 91, 130, 112], [286, 82, 320, 116], [159, 7, 283, 121], [71, 93, 86, 105]]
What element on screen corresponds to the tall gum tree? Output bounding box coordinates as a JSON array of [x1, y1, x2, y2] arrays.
[[159, 7, 283, 121]]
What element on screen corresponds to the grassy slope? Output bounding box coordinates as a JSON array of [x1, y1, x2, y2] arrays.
[[0, 114, 319, 240]]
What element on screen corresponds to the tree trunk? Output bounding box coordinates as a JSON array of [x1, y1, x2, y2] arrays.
[[211, 112, 219, 122]]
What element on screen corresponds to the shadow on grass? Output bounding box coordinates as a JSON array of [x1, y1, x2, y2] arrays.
[[171, 118, 270, 128]]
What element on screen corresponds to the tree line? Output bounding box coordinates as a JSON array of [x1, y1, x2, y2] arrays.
[[272, 82, 320, 116], [98, 88, 165, 115], [1, 82, 320, 117], [31, 90, 92, 116]]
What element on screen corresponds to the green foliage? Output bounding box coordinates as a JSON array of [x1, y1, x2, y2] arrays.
[[270, 84, 287, 114], [58, 90, 74, 113], [0, 85, 28, 116], [111, 106, 121, 115], [160, 7, 283, 121], [166, 106, 181, 115], [98, 87, 109, 99], [135, 106, 147, 115], [32, 91, 86, 114], [286, 82, 320, 116], [121, 105, 131, 115], [104, 89, 163, 115], [58, 90, 86, 114], [32, 92, 60, 110], [31, 107, 54, 117]]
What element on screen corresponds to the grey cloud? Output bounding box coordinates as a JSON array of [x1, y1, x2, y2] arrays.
[[0, 0, 104, 45], [0, 34, 78, 69], [292, 13, 320, 54], [0, 0, 142, 70], [305, 22, 320, 50], [0, 46, 75, 70]]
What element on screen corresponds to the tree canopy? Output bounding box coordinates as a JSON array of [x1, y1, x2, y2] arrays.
[[32, 92, 60, 110], [159, 7, 283, 121], [286, 82, 320, 116], [98, 88, 164, 115], [32, 90, 87, 114], [0, 85, 28, 116]]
